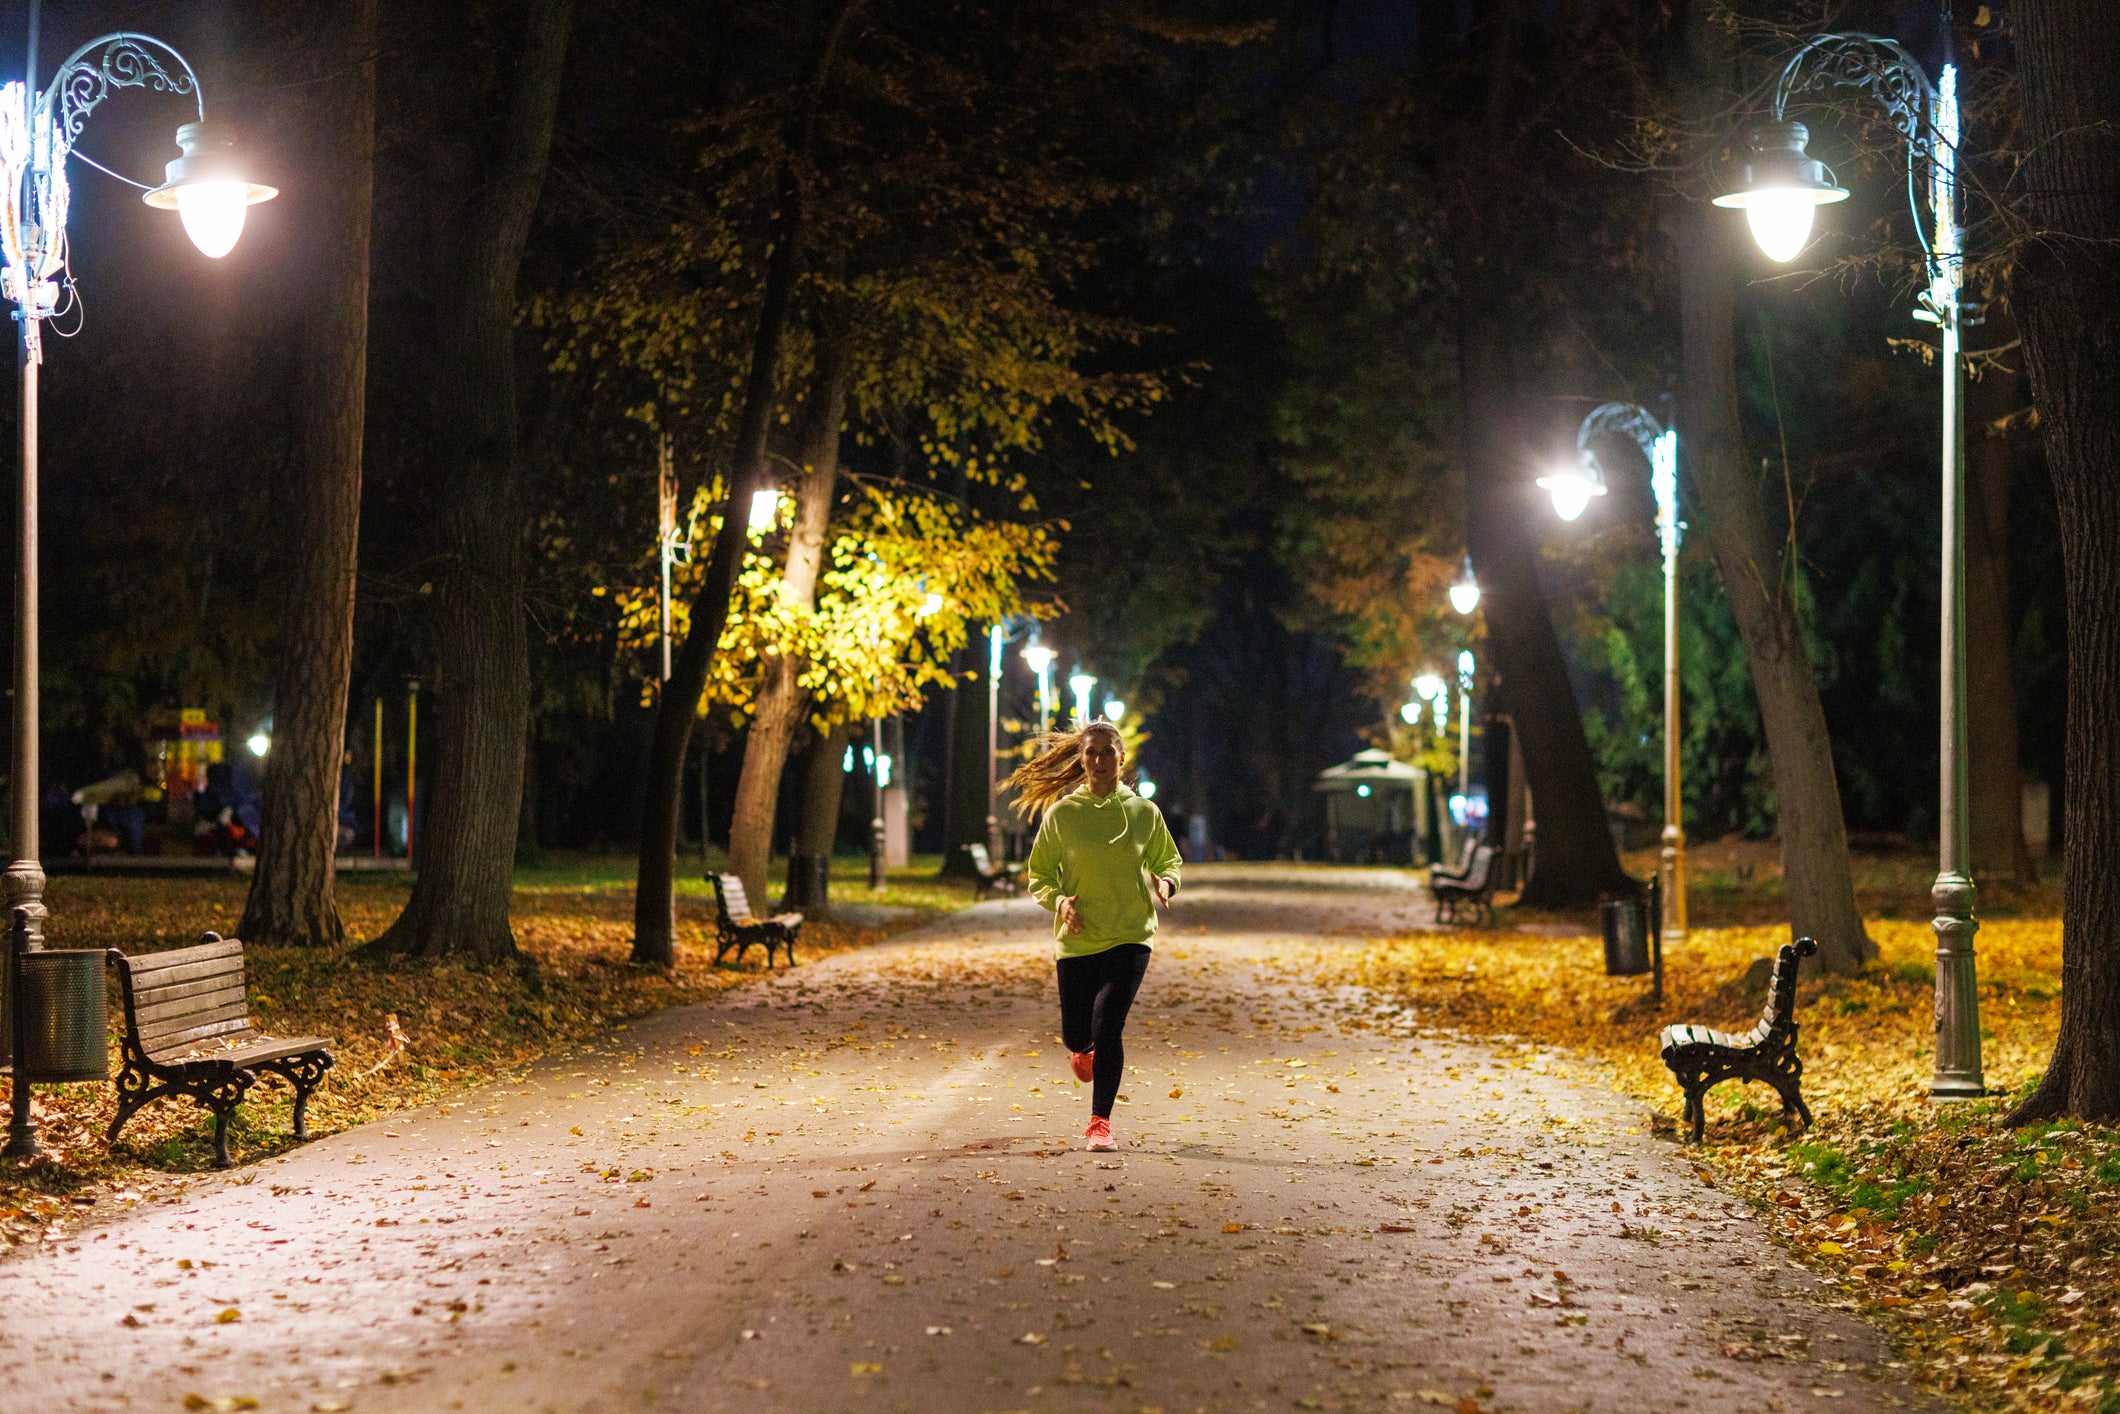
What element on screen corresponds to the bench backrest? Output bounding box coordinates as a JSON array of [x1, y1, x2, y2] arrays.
[[1756, 936, 1819, 1037], [120, 934, 252, 1058], [966, 843, 994, 874], [1459, 844, 1496, 891], [715, 872, 756, 924]]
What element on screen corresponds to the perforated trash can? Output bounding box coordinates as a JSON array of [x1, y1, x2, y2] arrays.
[[1601, 897, 1651, 977], [3, 949, 110, 1081]]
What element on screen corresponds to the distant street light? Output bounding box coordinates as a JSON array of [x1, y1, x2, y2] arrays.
[[747, 488, 782, 533], [1069, 672, 1096, 730], [1456, 651, 1475, 801], [1553, 404, 1687, 944], [1714, 32, 1982, 1101], [1021, 643, 1055, 735], [1399, 701, 1420, 726], [1448, 555, 1481, 615], [1535, 459, 1607, 522], [1, 19, 277, 1159], [1412, 672, 1445, 704], [1104, 698, 1125, 721], [247, 730, 270, 759], [986, 624, 1004, 858]]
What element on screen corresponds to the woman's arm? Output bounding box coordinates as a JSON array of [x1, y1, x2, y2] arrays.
[[1144, 803, 1182, 901], [1026, 811, 1065, 911]]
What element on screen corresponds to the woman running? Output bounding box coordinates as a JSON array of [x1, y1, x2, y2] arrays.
[[1012, 719, 1181, 1151]]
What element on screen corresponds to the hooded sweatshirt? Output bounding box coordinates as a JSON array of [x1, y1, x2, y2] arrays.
[[1026, 781, 1183, 959]]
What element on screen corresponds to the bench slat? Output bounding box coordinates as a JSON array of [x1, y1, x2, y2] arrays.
[[154, 1035, 332, 1068], [132, 970, 249, 1011], [143, 1016, 256, 1056], [136, 982, 249, 1028], [142, 1013, 253, 1052], [138, 999, 251, 1041], [129, 954, 247, 995], [125, 937, 244, 974]]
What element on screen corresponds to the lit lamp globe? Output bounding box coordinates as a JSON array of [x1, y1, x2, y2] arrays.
[[1710, 121, 1848, 264], [142, 122, 278, 259], [1447, 555, 1481, 615], [1535, 460, 1606, 522], [1412, 672, 1445, 703], [1021, 643, 1055, 676]]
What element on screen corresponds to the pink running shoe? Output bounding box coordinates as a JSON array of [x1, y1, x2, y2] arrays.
[[1070, 1050, 1095, 1084], [1085, 1115, 1115, 1151]]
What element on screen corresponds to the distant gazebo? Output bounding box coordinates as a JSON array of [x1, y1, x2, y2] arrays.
[[1312, 748, 1432, 865]]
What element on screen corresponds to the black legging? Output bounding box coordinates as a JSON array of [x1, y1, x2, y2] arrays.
[[1056, 943, 1152, 1118]]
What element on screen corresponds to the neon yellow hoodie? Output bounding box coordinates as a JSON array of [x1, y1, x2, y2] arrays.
[[1026, 782, 1182, 959]]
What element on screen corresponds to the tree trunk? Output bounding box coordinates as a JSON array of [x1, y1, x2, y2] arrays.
[[631, 0, 866, 964], [1676, 0, 1873, 974], [797, 720, 853, 859], [372, 0, 575, 962], [240, 0, 376, 949], [1456, 263, 1631, 908], [2005, 0, 2120, 1124], [632, 173, 806, 965], [725, 328, 851, 905], [1964, 350, 2035, 883]]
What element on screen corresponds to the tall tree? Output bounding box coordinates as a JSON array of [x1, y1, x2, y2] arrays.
[[1964, 349, 2035, 883], [373, 0, 576, 961], [725, 321, 852, 905], [240, 0, 377, 949], [2005, 0, 2120, 1122], [1674, 0, 1873, 973]]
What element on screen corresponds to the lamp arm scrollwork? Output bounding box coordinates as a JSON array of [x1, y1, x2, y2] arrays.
[[1576, 402, 1665, 475], [1771, 33, 1943, 174], [41, 33, 205, 152]]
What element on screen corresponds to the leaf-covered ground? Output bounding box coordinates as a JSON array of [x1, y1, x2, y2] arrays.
[[1291, 914, 2115, 1414], [0, 859, 967, 1243]]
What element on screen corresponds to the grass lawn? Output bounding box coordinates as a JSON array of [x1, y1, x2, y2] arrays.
[[0, 850, 974, 1240]]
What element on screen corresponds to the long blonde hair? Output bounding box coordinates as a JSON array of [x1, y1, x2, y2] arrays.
[[1006, 720, 1129, 819]]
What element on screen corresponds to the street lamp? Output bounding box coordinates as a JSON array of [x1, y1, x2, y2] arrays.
[[986, 624, 1004, 858], [869, 716, 887, 891], [1448, 555, 1481, 615], [1535, 458, 1607, 522], [0, 24, 275, 1158], [1552, 404, 1687, 945], [1715, 33, 1981, 1100], [1069, 672, 1096, 730], [1456, 651, 1474, 801], [1021, 642, 1055, 735], [1104, 698, 1125, 721]]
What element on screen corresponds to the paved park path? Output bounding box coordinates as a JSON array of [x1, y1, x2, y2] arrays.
[[0, 866, 1935, 1414]]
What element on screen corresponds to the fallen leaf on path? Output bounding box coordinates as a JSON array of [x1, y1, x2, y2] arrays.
[[1378, 1223, 1417, 1234], [850, 1362, 883, 1376], [1222, 1223, 1245, 1233], [214, 1308, 241, 1324], [1016, 1332, 1047, 1346]]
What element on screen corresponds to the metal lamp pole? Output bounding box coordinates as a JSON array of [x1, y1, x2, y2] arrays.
[[1554, 405, 1686, 942], [1718, 32, 1980, 1098], [1, 18, 276, 1156], [868, 716, 886, 891], [985, 625, 1003, 858]]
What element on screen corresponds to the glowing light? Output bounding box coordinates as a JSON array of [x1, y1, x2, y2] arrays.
[[1139, 779, 1157, 800], [917, 591, 944, 618], [1021, 644, 1055, 675], [1457, 650, 1474, 679], [1400, 701, 1421, 725], [877, 754, 893, 788], [843, 745, 854, 773], [747, 489, 782, 531], [1537, 466, 1603, 521], [1104, 699, 1126, 720], [1448, 555, 1481, 615], [174, 181, 250, 258], [1069, 672, 1097, 727], [1413, 673, 1445, 702], [1743, 191, 1820, 263], [1356, 783, 1372, 798], [246, 731, 269, 758]]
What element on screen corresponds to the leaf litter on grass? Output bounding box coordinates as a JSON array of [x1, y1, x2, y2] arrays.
[[0, 871, 945, 1235], [1290, 916, 2120, 1414]]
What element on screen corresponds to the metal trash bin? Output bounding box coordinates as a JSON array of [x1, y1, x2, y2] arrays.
[[1601, 896, 1651, 977], [2, 949, 110, 1081]]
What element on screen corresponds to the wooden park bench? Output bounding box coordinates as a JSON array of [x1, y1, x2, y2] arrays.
[[712, 873, 802, 968], [1658, 936, 1817, 1143], [965, 843, 1023, 901], [1431, 843, 1497, 925], [106, 934, 335, 1169]]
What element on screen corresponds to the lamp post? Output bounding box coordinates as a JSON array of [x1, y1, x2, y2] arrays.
[[655, 430, 690, 683], [1069, 672, 1096, 730], [1456, 650, 1474, 801], [1546, 404, 1686, 944], [869, 716, 887, 891], [986, 624, 1003, 858], [1, 17, 276, 1157], [1714, 31, 1981, 1099], [1021, 643, 1055, 736]]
